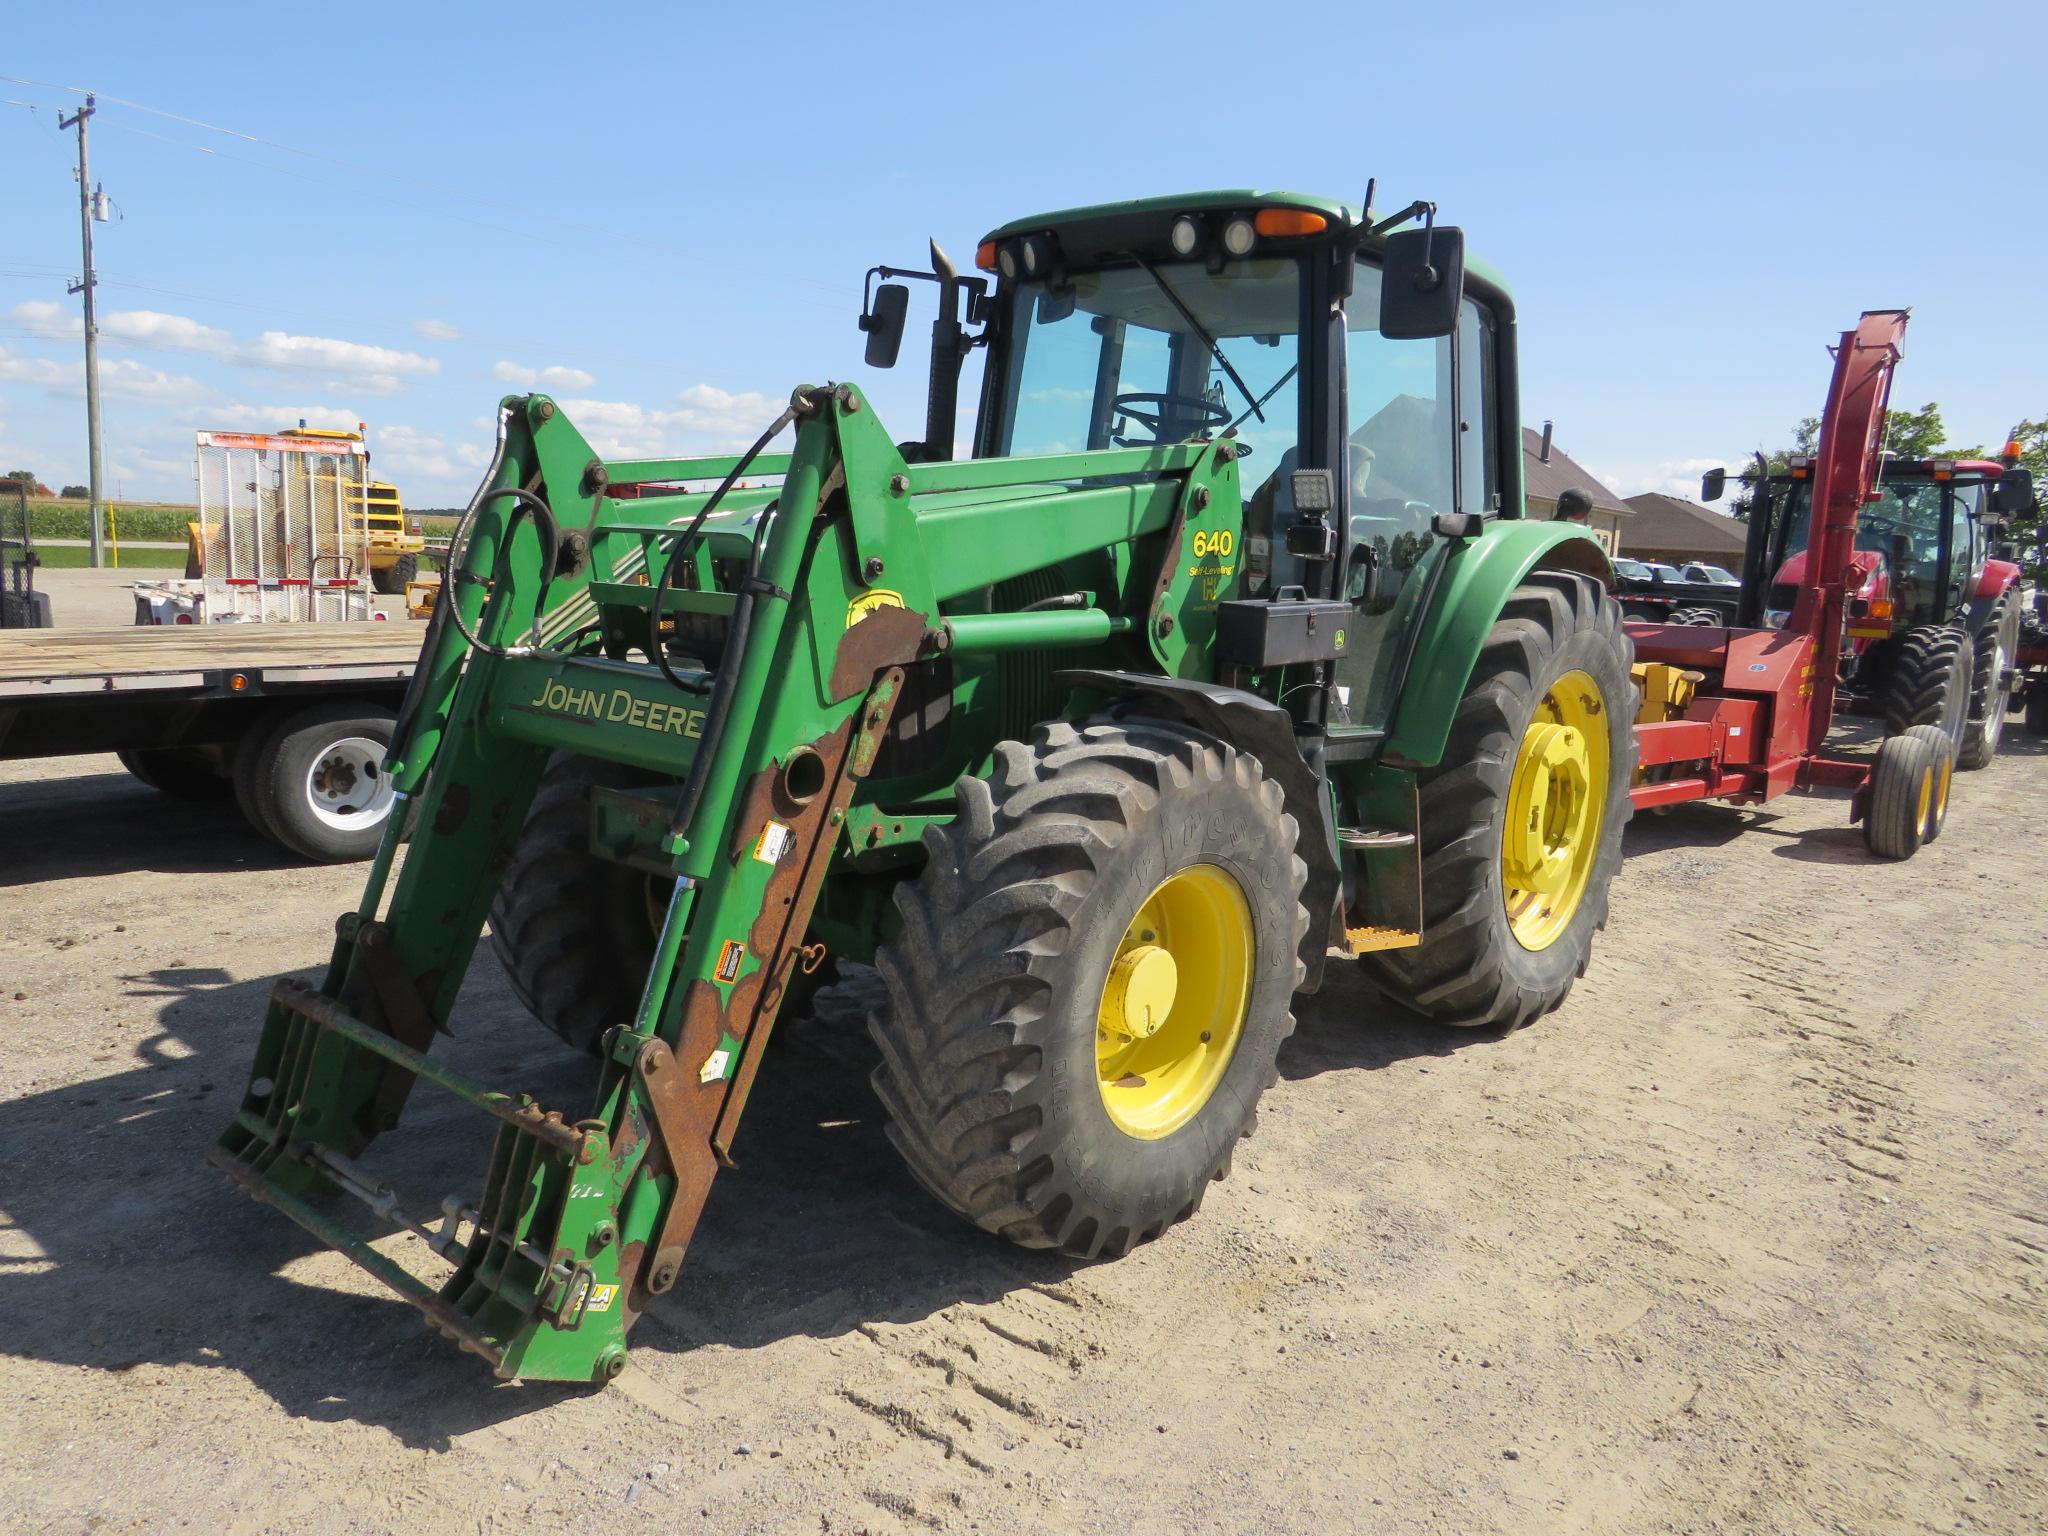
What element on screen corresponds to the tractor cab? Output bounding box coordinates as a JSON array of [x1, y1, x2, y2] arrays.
[[860, 190, 1527, 736]]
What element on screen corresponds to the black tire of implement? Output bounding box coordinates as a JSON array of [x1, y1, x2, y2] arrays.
[[115, 746, 234, 800], [2028, 684, 2048, 738], [1881, 623, 1974, 749], [1362, 569, 1637, 1030], [1864, 725, 1944, 859], [1668, 606, 1723, 627], [489, 754, 670, 1054], [868, 716, 1308, 1260], [1958, 590, 2019, 770], [250, 700, 397, 863]]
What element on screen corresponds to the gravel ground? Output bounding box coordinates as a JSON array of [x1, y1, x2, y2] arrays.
[[1, 722, 2043, 1535]]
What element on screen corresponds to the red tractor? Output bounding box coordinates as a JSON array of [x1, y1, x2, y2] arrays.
[[1627, 311, 1961, 857], [1703, 441, 2034, 768]]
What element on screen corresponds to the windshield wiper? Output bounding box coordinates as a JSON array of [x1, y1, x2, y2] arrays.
[[1131, 256, 1266, 425], [1227, 363, 1298, 434]]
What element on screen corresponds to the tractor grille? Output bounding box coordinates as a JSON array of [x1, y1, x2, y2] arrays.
[[991, 565, 1087, 745]]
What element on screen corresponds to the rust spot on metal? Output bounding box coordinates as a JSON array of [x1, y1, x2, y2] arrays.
[[432, 781, 471, 837], [828, 603, 925, 702]]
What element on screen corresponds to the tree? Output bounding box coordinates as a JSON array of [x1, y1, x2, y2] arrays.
[[59, 484, 88, 499], [3, 469, 35, 485]]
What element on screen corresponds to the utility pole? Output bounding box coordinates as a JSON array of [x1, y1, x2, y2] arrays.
[[59, 94, 107, 568]]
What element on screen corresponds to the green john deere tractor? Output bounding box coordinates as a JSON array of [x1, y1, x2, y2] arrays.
[[212, 188, 1637, 1382]]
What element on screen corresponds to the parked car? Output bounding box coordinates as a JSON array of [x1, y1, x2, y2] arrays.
[[1679, 562, 1741, 586]]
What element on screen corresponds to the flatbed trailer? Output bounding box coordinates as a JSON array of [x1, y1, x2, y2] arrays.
[[0, 624, 418, 861]]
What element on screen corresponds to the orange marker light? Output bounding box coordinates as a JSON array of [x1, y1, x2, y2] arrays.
[[2002, 438, 2023, 462], [975, 240, 998, 272], [1253, 209, 1328, 237]]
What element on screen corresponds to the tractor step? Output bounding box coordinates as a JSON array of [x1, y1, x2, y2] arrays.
[[210, 977, 641, 1382]]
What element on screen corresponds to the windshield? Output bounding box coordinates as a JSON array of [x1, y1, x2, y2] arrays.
[[990, 258, 1303, 469], [1613, 559, 1650, 579], [1776, 475, 1980, 620]]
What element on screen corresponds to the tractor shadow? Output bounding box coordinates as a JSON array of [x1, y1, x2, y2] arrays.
[[1278, 960, 1497, 1081], [0, 955, 1082, 1449], [0, 764, 297, 885]]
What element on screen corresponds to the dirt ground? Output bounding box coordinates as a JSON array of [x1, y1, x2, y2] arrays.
[[2, 716, 2044, 1534]]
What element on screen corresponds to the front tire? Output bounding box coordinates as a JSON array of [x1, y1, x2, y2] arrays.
[[1882, 624, 1973, 749], [369, 554, 418, 596], [1958, 591, 2019, 769], [869, 717, 1307, 1259], [1363, 569, 1636, 1030]]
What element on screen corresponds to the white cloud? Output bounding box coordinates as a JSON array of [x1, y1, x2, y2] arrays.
[[239, 331, 439, 380], [1597, 455, 1735, 504], [0, 346, 207, 405], [102, 309, 234, 356], [549, 386, 782, 458], [414, 318, 462, 342], [6, 299, 72, 335], [494, 360, 597, 391], [201, 402, 365, 432], [371, 424, 489, 483]]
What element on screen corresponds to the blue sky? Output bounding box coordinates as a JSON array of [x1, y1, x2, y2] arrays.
[[4, 1, 2042, 509]]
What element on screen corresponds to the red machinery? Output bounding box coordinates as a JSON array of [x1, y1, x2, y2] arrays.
[[1628, 311, 1956, 857]]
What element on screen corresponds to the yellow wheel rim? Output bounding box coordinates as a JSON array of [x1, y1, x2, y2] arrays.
[[1934, 754, 1952, 826], [1915, 765, 1933, 831], [1502, 669, 1610, 952], [1095, 864, 1252, 1140]]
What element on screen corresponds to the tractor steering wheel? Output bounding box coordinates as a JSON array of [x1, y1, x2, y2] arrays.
[[1111, 392, 1230, 445]]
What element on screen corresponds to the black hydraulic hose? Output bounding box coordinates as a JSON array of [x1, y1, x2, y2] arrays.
[[443, 484, 562, 658], [646, 401, 805, 693]]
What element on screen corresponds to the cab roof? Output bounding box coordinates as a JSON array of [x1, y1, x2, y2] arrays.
[[980, 188, 1511, 297]]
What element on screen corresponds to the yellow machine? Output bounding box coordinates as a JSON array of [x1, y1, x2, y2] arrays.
[[276, 425, 426, 594]]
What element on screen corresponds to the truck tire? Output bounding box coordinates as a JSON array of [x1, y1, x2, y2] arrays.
[[870, 717, 1308, 1259], [231, 712, 286, 841], [1668, 606, 1722, 627], [1958, 590, 2019, 769], [1864, 724, 1951, 859], [247, 700, 397, 862], [1881, 624, 1973, 749], [370, 554, 418, 597], [488, 755, 669, 1054], [116, 746, 233, 800], [1363, 569, 1636, 1030]]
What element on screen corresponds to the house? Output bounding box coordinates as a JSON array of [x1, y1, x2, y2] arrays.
[[1620, 492, 1749, 568], [1520, 427, 1631, 553]]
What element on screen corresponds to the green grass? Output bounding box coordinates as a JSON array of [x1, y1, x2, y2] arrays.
[[33, 544, 188, 570]]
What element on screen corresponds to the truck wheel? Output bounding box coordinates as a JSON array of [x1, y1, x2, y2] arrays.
[[1668, 606, 1722, 627], [1881, 624, 1973, 749], [247, 701, 397, 862], [870, 717, 1308, 1258], [1864, 725, 1952, 859], [116, 746, 234, 800], [1363, 569, 1636, 1030], [489, 755, 673, 1053], [370, 555, 418, 596], [1958, 591, 2019, 769]]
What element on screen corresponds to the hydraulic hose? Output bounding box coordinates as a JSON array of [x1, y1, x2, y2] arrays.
[[442, 482, 563, 658]]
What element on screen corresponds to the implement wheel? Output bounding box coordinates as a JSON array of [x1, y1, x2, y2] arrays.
[[1865, 724, 1952, 859], [1882, 623, 1973, 750], [1958, 590, 2018, 769], [870, 717, 1307, 1258], [369, 554, 417, 596], [1363, 569, 1635, 1030]]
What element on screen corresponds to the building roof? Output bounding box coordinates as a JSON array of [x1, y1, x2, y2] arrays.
[[1620, 492, 1748, 557], [1520, 428, 1631, 517]]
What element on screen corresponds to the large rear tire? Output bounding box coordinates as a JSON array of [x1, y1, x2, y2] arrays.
[[489, 754, 669, 1054], [1882, 624, 1973, 750], [1958, 591, 2019, 769], [2028, 685, 2048, 739], [369, 554, 418, 596], [1363, 569, 1636, 1030], [869, 717, 1307, 1259]]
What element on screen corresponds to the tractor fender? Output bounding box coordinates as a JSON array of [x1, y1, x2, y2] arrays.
[[1054, 668, 1339, 991], [1969, 557, 2023, 609], [1382, 521, 1613, 768]]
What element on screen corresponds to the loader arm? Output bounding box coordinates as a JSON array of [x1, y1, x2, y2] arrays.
[[212, 384, 1242, 1381]]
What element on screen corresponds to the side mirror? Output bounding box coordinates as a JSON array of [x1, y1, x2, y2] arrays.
[[1992, 467, 2036, 516], [860, 283, 910, 369], [1701, 467, 1727, 503], [1378, 226, 1465, 340]]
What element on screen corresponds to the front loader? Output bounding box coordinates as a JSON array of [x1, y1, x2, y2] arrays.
[[212, 189, 1638, 1382]]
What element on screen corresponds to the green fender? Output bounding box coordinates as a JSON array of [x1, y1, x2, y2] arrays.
[[1382, 520, 1613, 768]]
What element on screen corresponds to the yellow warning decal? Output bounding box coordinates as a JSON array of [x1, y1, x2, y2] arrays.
[[847, 587, 904, 625], [715, 939, 745, 984], [752, 820, 795, 865]]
